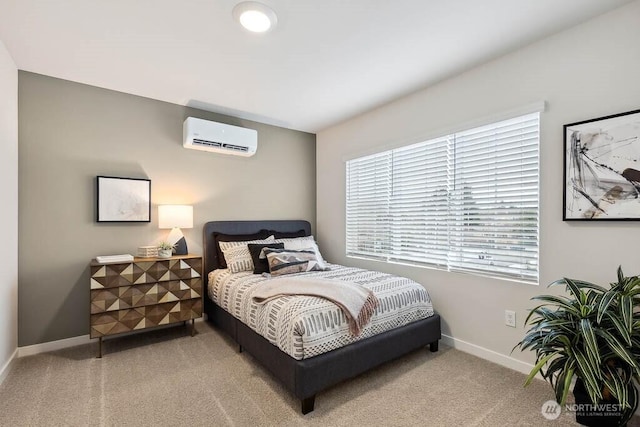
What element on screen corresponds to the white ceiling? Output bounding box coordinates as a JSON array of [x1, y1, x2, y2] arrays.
[[0, 0, 633, 132]]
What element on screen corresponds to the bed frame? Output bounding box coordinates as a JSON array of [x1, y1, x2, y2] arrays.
[[203, 220, 441, 414]]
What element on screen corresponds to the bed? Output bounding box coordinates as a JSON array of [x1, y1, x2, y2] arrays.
[[203, 220, 441, 414]]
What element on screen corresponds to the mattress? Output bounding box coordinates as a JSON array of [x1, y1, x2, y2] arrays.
[[208, 264, 434, 360]]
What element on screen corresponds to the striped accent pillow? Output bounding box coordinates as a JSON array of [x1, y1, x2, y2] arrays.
[[273, 235, 328, 270], [219, 236, 275, 273], [263, 248, 326, 276]]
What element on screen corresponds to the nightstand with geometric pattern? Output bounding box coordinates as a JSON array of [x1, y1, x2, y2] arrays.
[[89, 254, 203, 357]]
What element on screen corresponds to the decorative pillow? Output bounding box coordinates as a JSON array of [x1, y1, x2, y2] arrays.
[[214, 230, 271, 268], [219, 236, 275, 273], [270, 229, 307, 239], [248, 243, 285, 274], [264, 248, 327, 276], [273, 235, 328, 270]]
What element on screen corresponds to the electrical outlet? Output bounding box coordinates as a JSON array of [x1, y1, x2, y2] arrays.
[[505, 310, 516, 328]]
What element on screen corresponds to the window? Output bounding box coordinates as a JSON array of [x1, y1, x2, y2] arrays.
[[346, 113, 539, 283]]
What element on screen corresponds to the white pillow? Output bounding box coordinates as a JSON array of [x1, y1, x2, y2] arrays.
[[219, 236, 275, 273], [274, 235, 328, 270]]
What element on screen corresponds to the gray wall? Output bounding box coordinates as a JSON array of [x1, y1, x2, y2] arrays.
[[317, 1, 640, 372], [0, 41, 18, 374], [18, 72, 316, 346]]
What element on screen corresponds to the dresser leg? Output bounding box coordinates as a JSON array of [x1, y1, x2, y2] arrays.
[[97, 337, 103, 358], [191, 319, 195, 337]]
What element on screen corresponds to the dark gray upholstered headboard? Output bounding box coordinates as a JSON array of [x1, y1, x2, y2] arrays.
[[202, 220, 311, 282]]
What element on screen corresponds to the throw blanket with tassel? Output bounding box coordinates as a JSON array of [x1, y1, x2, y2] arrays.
[[252, 276, 379, 336]]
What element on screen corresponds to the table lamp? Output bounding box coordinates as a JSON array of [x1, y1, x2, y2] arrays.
[[158, 205, 193, 255]]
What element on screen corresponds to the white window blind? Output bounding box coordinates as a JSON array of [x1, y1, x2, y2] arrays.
[[346, 112, 539, 283], [346, 151, 392, 260]]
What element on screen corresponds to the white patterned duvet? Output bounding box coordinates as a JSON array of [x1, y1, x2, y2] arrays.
[[208, 264, 434, 360]]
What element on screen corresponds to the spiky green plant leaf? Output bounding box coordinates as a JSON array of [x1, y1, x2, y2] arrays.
[[574, 349, 603, 402], [605, 311, 632, 347], [572, 279, 607, 292], [618, 266, 625, 286], [620, 295, 633, 335], [595, 329, 640, 375], [603, 364, 627, 408], [597, 289, 618, 323], [579, 319, 600, 376], [523, 352, 558, 387]]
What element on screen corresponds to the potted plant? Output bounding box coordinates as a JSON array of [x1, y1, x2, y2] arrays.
[[157, 242, 175, 258], [515, 267, 640, 426]]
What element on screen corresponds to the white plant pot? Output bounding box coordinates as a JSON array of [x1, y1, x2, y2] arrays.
[[158, 249, 173, 258]]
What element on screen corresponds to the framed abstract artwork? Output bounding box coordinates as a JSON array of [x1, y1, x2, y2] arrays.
[[564, 109, 640, 220], [96, 176, 151, 222]]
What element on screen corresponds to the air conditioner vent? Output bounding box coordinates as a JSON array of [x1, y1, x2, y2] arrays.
[[193, 139, 223, 148], [223, 143, 249, 152]]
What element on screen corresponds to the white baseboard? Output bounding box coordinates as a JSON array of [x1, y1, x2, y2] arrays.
[[441, 334, 535, 377], [16, 319, 206, 358], [0, 347, 18, 385], [18, 334, 91, 358]]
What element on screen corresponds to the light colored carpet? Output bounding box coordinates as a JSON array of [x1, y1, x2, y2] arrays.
[[0, 321, 635, 426]]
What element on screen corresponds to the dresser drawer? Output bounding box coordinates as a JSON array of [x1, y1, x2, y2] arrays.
[[90, 278, 202, 314], [90, 299, 203, 338], [90, 257, 202, 289]]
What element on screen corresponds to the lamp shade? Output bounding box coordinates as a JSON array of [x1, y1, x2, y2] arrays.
[[158, 205, 193, 229]]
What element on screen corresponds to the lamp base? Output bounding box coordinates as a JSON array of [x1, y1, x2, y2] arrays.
[[174, 236, 188, 255], [167, 227, 188, 255]]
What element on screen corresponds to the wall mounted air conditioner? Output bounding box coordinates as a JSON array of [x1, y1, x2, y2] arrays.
[[183, 117, 257, 157]]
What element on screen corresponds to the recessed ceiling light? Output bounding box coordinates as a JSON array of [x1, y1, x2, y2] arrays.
[[233, 2, 278, 33]]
